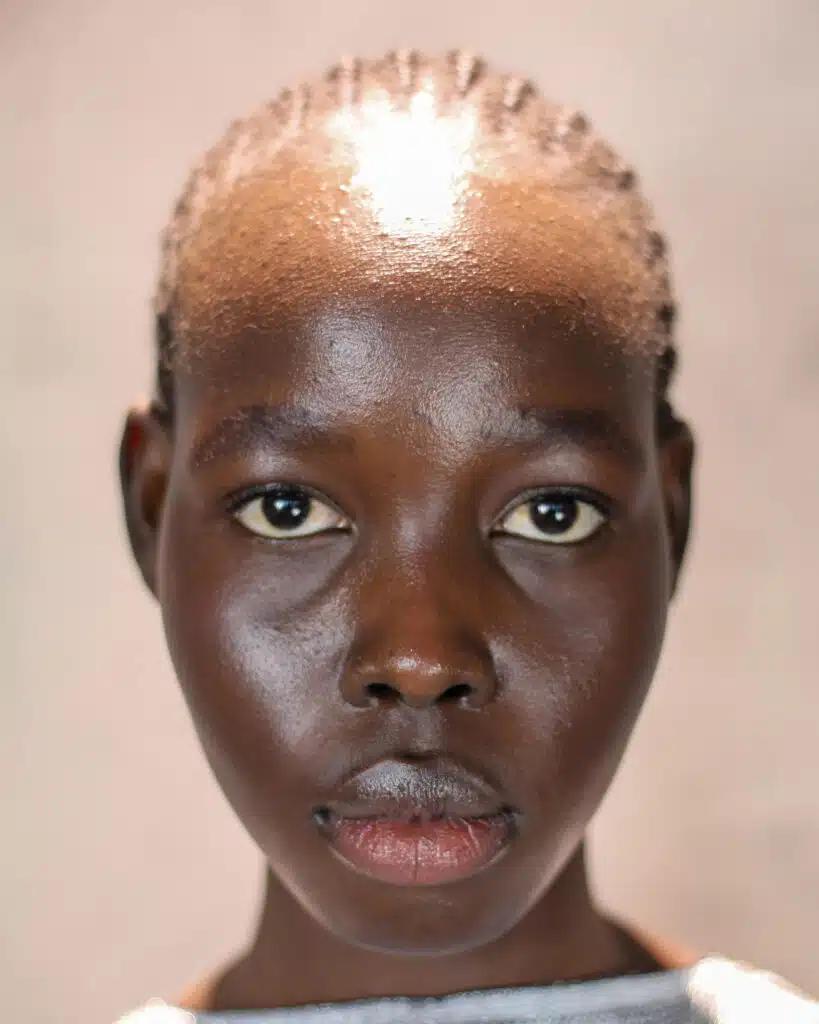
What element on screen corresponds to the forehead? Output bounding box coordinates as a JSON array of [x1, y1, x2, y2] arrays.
[[173, 293, 656, 465]]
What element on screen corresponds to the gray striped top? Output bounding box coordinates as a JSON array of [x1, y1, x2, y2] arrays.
[[119, 958, 819, 1022]]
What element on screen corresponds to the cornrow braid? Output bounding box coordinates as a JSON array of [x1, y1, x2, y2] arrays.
[[152, 49, 678, 426]]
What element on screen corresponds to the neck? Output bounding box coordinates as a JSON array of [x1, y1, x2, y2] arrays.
[[207, 845, 657, 1012]]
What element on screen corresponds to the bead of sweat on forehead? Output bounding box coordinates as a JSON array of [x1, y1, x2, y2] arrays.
[[151, 49, 679, 433]]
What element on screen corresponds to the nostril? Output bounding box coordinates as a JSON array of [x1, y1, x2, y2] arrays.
[[356, 679, 485, 709], [365, 681, 398, 705], [439, 682, 474, 705]]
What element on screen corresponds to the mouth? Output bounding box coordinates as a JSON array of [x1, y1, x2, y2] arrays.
[[314, 758, 518, 886]]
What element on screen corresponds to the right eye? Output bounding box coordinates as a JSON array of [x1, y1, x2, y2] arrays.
[[495, 492, 607, 545], [233, 486, 349, 540]]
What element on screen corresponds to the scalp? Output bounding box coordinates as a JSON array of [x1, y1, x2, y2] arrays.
[[153, 51, 677, 415]]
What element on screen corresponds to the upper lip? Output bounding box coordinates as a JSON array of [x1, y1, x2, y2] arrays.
[[322, 756, 510, 821]]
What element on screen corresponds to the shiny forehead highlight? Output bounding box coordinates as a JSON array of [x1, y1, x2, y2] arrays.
[[153, 50, 677, 414]]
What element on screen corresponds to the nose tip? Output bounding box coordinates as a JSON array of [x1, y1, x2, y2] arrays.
[[341, 559, 498, 712], [342, 652, 497, 711]]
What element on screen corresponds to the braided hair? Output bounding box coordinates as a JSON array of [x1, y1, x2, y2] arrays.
[[153, 49, 679, 434]]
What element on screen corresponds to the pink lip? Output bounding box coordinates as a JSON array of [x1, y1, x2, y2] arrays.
[[316, 757, 517, 885], [322, 812, 513, 886]]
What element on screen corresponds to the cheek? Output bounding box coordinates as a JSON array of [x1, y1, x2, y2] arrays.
[[495, 516, 670, 810], [157, 500, 358, 795]]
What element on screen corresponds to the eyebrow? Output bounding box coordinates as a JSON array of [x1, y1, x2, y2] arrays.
[[190, 403, 643, 471], [190, 404, 354, 469], [492, 407, 644, 468]]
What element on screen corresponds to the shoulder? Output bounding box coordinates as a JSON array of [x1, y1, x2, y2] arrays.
[[115, 1002, 196, 1023], [116, 973, 216, 1021], [687, 957, 819, 1021]]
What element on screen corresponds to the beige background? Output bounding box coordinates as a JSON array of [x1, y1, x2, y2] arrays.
[[2, 1, 818, 1021]]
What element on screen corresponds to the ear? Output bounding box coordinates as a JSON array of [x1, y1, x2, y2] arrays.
[[658, 418, 695, 596], [118, 403, 172, 596]]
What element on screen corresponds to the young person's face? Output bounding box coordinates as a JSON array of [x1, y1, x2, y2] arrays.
[[122, 164, 692, 955]]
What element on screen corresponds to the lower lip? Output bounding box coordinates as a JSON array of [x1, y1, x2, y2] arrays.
[[321, 813, 514, 886]]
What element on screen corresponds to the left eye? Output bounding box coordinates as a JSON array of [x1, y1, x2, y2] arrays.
[[495, 494, 607, 545], [233, 486, 349, 540]]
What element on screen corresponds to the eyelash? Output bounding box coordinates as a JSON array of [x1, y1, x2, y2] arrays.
[[493, 485, 614, 526], [225, 483, 312, 515]]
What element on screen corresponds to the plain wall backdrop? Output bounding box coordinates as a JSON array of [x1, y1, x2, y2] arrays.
[[2, 1, 818, 1021]]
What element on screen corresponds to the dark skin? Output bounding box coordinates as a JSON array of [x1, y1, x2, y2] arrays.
[[121, 182, 693, 1011]]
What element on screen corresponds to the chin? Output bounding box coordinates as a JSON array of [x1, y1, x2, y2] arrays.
[[287, 870, 536, 956]]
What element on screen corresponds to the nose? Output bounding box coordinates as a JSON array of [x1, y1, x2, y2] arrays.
[[340, 568, 498, 711]]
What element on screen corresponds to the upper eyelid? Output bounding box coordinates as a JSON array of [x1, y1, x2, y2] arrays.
[[493, 486, 614, 525], [225, 482, 349, 520]]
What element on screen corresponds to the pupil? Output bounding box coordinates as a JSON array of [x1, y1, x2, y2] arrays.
[[261, 488, 311, 530], [530, 497, 578, 534]]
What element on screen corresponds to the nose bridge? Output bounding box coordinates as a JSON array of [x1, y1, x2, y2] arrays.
[[341, 539, 498, 709]]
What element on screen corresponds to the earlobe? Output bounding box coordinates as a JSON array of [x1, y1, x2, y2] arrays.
[[118, 404, 171, 597], [660, 419, 695, 596]]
